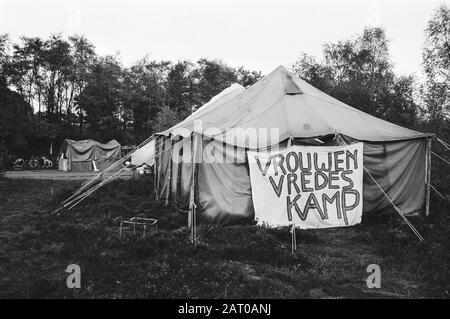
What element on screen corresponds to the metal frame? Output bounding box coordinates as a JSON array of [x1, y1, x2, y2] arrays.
[[119, 217, 158, 238]]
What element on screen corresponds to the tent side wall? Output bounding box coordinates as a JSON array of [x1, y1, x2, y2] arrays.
[[196, 139, 255, 224], [155, 134, 254, 223], [155, 136, 171, 200], [345, 136, 427, 215], [155, 135, 192, 207], [94, 143, 122, 170]]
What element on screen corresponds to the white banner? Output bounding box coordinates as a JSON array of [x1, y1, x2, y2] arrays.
[[248, 143, 364, 229]]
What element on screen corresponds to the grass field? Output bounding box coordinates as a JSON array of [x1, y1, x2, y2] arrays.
[[0, 176, 448, 298]]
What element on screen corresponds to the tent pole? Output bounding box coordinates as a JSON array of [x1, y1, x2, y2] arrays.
[[154, 136, 159, 200], [425, 138, 432, 217], [176, 141, 183, 203], [56, 164, 131, 212], [153, 162, 157, 200], [156, 136, 163, 201], [165, 138, 173, 206], [64, 165, 131, 211], [189, 134, 198, 245], [291, 225, 297, 255], [193, 203, 197, 247], [187, 135, 192, 229], [193, 135, 198, 246]]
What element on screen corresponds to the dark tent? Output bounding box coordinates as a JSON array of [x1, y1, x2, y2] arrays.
[[59, 139, 121, 172]]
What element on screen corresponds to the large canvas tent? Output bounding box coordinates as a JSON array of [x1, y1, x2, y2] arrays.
[[59, 139, 122, 172], [152, 66, 433, 225], [59, 66, 434, 231]]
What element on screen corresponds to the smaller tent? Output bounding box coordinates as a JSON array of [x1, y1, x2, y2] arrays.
[[59, 139, 122, 172]]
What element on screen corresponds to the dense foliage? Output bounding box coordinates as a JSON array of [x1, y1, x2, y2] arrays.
[[0, 35, 262, 161], [291, 28, 419, 128], [0, 4, 449, 169]]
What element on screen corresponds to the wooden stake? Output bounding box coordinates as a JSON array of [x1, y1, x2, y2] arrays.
[[291, 225, 297, 255], [165, 138, 173, 206]]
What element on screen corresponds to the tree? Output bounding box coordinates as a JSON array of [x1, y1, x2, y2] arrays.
[[80, 55, 123, 141], [8, 37, 45, 113], [166, 61, 195, 113], [380, 75, 419, 127], [150, 105, 186, 133], [1, 32, 264, 153], [41, 34, 73, 122], [291, 52, 333, 93], [69, 35, 96, 133], [291, 27, 419, 127], [122, 57, 171, 142], [0, 34, 35, 162], [192, 59, 238, 107], [422, 3, 450, 127], [0, 34, 11, 86], [0, 84, 34, 156], [235, 66, 262, 88]]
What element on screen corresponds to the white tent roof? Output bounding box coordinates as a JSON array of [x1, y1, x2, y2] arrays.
[[159, 66, 431, 148], [161, 83, 245, 137]]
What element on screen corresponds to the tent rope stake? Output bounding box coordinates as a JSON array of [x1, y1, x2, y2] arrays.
[[363, 166, 424, 242]]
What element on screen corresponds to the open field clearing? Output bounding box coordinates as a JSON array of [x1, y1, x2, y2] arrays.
[[0, 177, 448, 298]]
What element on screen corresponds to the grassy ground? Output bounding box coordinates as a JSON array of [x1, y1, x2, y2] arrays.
[[0, 176, 448, 298]]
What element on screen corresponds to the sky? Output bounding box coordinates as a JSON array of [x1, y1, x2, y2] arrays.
[[0, 0, 449, 76]]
